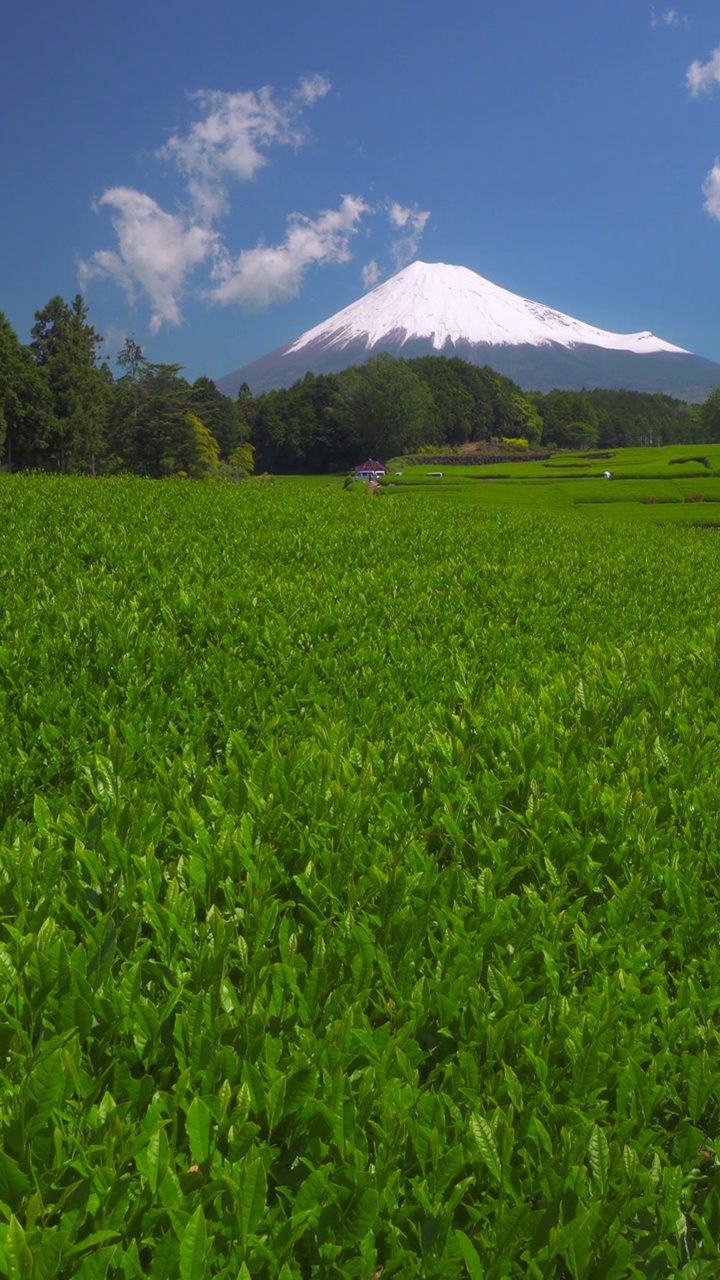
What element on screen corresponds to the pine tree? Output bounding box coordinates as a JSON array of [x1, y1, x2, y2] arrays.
[[0, 313, 52, 470], [31, 295, 107, 472]]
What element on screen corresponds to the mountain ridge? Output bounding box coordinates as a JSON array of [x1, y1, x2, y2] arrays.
[[217, 261, 720, 402]]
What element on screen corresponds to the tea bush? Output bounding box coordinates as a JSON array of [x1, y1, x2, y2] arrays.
[[1, 476, 720, 1277]]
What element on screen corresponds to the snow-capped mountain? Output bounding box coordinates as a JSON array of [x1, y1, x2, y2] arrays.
[[217, 261, 720, 401], [289, 261, 688, 357]]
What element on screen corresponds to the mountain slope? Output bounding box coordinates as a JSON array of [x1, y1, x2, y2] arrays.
[[217, 261, 720, 401]]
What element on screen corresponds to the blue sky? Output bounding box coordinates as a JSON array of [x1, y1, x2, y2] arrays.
[[4, 0, 720, 381]]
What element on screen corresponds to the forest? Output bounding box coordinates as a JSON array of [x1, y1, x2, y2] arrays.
[[3, 294, 720, 476]]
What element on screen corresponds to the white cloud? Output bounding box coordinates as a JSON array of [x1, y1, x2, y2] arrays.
[[702, 160, 720, 219], [651, 7, 686, 28], [80, 77, 433, 331], [388, 202, 413, 229], [80, 76, 337, 330], [386, 201, 431, 267], [362, 259, 383, 288], [79, 188, 218, 333], [296, 74, 333, 106], [160, 77, 331, 220], [687, 47, 720, 95], [211, 195, 370, 309]]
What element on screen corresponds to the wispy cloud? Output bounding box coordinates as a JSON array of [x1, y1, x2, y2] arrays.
[[686, 47, 720, 221], [159, 77, 331, 222], [651, 7, 687, 28], [702, 160, 720, 219], [79, 77, 335, 330], [80, 80, 432, 332], [687, 46, 720, 95], [387, 201, 431, 267], [362, 259, 383, 289], [210, 195, 370, 308], [79, 188, 218, 333], [295, 73, 333, 106]]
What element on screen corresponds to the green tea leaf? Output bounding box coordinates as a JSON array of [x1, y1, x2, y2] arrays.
[[588, 1125, 609, 1193], [180, 1207, 206, 1280], [0, 1153, 31, 1210], [33, 795, 52, 833], [456, 1228, 485, 1279], [689, 1050, 712, 1125], [622, 1144, 638, 1184], [186, 1097, 211, 1165], [5, 1216, 33, 1280], [240, 1156, 267, 1246], [135, 1126, 169, 1195], [470, 1114, 502, 1183]]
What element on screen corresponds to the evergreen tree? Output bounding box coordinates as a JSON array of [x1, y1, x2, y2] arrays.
[[237, 382, 257, 444], [189, 377, 239, 459], [0, 313, 53, 470], [696, 388, 720, 444], [536, 389, 598, 447], [107, 338, 148, 467], [334, 354, 439, 459], [31, 295, 107, 472], [121, 362, 192, 477], [409, 357, 476, 444]]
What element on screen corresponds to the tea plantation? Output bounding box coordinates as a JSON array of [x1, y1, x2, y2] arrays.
[[2, 475, 720, 1278]]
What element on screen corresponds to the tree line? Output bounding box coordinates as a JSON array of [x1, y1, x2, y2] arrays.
[[245, 357, 720, 469], [0, 298, 253, 478], [4, 294, 720, 476]]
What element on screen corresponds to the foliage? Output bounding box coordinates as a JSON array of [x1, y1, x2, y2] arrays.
[[696, 388, 720, 445], [0, 313, 52, 470], [1, 290, 719, 477], [333, 354, 439, 459], [249, 357, 546, 471], [228, 442, 255, 477], [407, 356, 533, 445], [3, 477, 720, 1274], [186, 413, 221, 479], [1, 291, 719, 477], [116, 360, 193, 477], [562, 420, 600, 450], [189, 377, 240, 460], [30, 295, 109, 473]]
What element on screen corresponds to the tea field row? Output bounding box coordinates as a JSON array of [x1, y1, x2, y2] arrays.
[[1, 476, 720, 1277]]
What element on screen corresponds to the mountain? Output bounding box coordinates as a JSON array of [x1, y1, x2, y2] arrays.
[[217, 261, 720, 401]]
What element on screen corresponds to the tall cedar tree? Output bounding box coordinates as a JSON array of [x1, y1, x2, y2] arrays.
[[31, 295, 108, 473], [0, 313, 53, 470], [125, 363, 194, 478], [189, 377, 240, 460]]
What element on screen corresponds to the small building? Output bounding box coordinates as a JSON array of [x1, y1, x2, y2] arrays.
[[353, 459, 387, 480]]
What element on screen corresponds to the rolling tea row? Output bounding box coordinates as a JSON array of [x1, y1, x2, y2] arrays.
[[1, 476, 720, 1277]]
